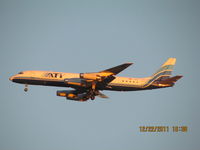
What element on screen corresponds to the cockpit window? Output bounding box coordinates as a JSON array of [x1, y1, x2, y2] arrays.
[[18, 72, 24, 74]]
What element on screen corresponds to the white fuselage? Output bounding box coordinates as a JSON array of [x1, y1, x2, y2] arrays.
[[9, 70, 152, 91]]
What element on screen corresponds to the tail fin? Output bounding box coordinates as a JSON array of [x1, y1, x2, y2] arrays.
[[143, 58, 178, 87], [153, 57, 176, 77]]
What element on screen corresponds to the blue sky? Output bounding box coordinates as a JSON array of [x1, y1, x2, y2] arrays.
[[0, 0, 200, 150]]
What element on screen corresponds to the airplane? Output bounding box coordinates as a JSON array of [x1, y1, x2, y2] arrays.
[[9, 58, 182, 101]]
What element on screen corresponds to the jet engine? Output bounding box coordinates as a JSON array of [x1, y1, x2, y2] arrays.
[[80, 73, 102, 81], [64, 78, 91, 87], [56, 90, 89, 101]]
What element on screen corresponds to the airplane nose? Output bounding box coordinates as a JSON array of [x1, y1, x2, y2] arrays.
[[9, 76, 14, 81]]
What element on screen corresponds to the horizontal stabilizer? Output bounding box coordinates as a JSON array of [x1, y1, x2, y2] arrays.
[[158, 75, 183, 84]]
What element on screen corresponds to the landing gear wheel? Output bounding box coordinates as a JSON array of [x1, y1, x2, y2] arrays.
[[91, 96, 95, 100], [24, 84, 28, 92], [24, 88, 28, 92]]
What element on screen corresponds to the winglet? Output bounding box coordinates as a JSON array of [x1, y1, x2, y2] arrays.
[[99, 62, 133, 75]]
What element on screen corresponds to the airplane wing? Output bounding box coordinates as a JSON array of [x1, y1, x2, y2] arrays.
[[96, 91, 109, 98], [63, 62, 133, 101], [97, 62, 133, 86], [78, 62, 133, 85], [99, 62, 133, 75], [97, 91, 109, 98]]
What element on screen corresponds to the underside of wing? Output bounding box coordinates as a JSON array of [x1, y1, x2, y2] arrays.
[[96, 91, 109, 98]]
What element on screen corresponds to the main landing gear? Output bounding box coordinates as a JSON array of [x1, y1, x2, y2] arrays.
[[88, 89, 98, 100], [90, 81, 96, 100], [24, 84, 28, 92], [91, 95, 95, 100]]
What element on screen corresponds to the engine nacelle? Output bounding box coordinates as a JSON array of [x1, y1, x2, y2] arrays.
[[57, 90, 75, 97], [64, 78, 91, 87], [67, 93, 89, 101], [80, 73, 102, 81], [57, 90, 89, 101]]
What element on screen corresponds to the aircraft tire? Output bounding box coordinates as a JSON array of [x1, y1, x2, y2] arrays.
[[91, 96, 95, 100], [24, 88, 28, 92]]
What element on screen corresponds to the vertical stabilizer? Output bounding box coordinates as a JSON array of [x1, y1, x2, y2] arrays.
[[153, 57, 176, 77], [144, 58, 177, 87]]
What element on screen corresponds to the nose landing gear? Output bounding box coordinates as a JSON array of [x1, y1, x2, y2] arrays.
[[24, 84, 28, 92]]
